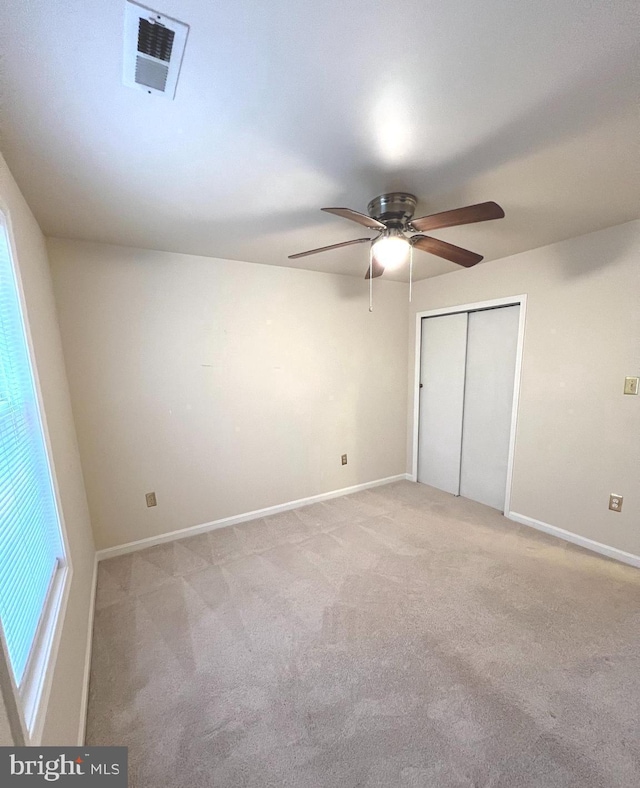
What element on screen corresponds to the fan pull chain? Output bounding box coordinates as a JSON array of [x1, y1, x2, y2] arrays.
[[409, 244, 413, 302], [368, 245, 373, 312]]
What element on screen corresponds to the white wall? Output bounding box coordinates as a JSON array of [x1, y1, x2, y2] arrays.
[[0, 696, 11, 745], [48, 240, 409, 550], [408, 220, 640, 556], [0, 154, 95, 744]]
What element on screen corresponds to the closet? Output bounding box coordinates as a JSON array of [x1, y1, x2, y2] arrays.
[[417, 304, 520, 511]]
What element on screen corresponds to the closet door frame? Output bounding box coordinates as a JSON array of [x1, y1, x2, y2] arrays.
[[410, 295, 527, 515]]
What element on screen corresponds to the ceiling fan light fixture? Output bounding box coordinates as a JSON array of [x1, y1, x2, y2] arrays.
[[289, 195, 505, 293], [371, 234, 410, 270]]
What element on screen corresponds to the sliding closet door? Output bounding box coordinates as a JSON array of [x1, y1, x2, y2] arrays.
[[417, 313, 468, 494], [459, 305, 519, 510]]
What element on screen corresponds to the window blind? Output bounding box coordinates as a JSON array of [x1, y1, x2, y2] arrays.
[[0, 219, 64, 686]]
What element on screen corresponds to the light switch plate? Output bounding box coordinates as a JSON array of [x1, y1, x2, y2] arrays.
[[624, 376, 639, 395]]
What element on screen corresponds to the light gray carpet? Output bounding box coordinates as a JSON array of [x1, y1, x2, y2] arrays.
[[87, 481, 640, 787]]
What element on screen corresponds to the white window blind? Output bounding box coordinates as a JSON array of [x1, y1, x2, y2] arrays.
[[0, 217, 65, 688]]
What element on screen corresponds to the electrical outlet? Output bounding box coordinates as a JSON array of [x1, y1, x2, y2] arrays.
[[608, 494, 623, 512], [624, 376, 639, 395], [341, 454, 348, 466], [146, 492, 157, 507]]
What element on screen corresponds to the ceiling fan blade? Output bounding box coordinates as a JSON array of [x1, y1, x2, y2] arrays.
[[288, 237, 371, 259], [322, 207, 386, 231], [411, 235, 483, 267], [364, 259, 385, 279], [409, 201, 504, 232]]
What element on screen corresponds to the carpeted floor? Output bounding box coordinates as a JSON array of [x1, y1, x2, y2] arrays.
[[87, 481, 640, 787]]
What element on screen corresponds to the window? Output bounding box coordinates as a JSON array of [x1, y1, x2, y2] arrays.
[[0, 211, 67, 740]]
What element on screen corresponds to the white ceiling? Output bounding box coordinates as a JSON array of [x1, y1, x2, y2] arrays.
[[0, 0, 638, 281]]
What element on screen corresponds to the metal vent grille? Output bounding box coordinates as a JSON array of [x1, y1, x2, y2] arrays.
[[123, 1, 189, 99], [135, 55, 169, 91], [137, 19, 174, 62]]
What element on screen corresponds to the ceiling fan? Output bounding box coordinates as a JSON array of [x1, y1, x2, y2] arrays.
[[289, 193, 505, 281]]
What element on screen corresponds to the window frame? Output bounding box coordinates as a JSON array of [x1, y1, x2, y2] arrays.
[[0, 203, 72, 745]]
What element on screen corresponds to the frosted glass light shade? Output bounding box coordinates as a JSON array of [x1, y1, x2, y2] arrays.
[[372, 235, 410, 269]]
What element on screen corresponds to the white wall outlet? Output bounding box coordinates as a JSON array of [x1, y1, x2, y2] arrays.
[[623, 376, 639, 395], [608, 494, 623, 512]]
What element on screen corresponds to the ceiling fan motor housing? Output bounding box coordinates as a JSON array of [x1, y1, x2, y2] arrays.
[[367, 193, 417, 228]]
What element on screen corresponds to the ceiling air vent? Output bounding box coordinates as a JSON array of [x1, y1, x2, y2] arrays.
[[123, 1, 189, 99]]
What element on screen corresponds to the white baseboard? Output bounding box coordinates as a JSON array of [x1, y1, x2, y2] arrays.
[[96, 474, 411, 562], [507, 511, 640, 569], [77, 554, 98, 745]]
